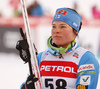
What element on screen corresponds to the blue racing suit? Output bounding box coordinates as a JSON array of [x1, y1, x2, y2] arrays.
[[37, 44, 99, 89]]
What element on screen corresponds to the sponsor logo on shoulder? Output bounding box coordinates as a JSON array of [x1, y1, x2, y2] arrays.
[[73, 52, 79, 58], [80, 75, 91, 85], [78, 71, 96, 76], [78, 64, 94, 72]]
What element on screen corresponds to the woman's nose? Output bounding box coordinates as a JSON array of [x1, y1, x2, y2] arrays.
[[54, 28, 61, 33]]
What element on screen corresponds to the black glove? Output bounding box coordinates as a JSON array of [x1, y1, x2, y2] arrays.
[[16, 39, 38, 63], [16, 39, 30, 63], [16, 28, 38, 63], [21, 74, 38, 89]]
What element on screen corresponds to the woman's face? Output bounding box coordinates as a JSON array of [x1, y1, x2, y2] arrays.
[[52, 21, 77, 48]]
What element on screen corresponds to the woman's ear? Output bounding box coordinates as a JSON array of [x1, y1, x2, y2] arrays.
[[75, 31, 78, 35], [73, 30, 78, 36]]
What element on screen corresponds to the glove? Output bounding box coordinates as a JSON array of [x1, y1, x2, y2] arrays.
[[16, 28, 38, 63], [16, 39, 30, 63], [21, 74, 38, 89], [16, 39, 38, 63]]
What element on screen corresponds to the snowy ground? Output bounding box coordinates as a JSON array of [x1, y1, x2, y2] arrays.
[[0, 53, 100, 89], [0, 53, 29, 89]]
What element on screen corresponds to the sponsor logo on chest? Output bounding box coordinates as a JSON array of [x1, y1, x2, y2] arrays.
[[40, 61, 78, 78]]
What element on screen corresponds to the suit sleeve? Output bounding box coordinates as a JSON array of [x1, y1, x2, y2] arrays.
[[76, 51, 99, 89], [37, 52, 43, 68]]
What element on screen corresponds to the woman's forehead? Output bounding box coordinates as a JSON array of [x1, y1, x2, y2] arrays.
[[52, 21, 71, 27], [52, 21, 68, 25]]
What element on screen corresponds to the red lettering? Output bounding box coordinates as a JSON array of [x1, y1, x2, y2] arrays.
[[56, 10, 67, 15], [78, 64, 94, 72]]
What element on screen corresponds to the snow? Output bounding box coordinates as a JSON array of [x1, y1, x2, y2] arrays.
[[0, 53, 29, 89]]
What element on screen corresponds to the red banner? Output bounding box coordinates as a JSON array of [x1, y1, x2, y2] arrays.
[[40, 61, 78, 78]]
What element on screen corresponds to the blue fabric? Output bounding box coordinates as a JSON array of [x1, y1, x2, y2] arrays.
[[66, 44, 80, 53], [20, 82, 25, 89], [37, 51, 44, 67], [48, 47, 60, 56], [52, 8, 82, 32], [76, 51, 99, 89], [30, 5, 43, 16]]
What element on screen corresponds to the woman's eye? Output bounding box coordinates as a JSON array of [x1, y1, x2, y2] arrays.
[[61, 26, 66, 28], [52, 26, 56, 28]]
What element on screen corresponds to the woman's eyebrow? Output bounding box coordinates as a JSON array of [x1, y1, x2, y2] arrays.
[[60, 24, 66, 25], [52, 24, 55, 25], [52, 24, 66, 25]]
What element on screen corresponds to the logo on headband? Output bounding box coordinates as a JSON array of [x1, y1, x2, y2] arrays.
[[56, 10, 67, 15]]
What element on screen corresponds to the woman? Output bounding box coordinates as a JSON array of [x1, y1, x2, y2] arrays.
[[17, 8, 99, 89]]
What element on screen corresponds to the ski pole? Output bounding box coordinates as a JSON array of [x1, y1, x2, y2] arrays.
[[20, 0, 43, 89]]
